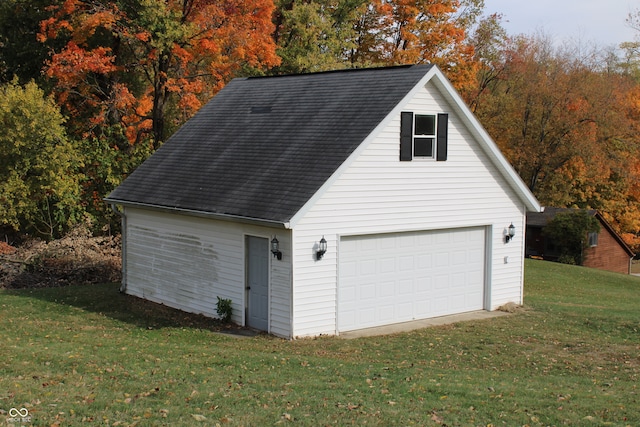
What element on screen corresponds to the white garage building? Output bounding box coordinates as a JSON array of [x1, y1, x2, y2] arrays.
[[106, 65, 541, 338]]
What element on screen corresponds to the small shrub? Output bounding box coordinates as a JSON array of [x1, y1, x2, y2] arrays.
[[216, 296, 233, 323], [557, 254, 577, 265]]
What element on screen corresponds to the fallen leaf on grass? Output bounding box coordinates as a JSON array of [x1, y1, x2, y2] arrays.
[[191, 414, 207, 421], [336, 403, 361, 410]]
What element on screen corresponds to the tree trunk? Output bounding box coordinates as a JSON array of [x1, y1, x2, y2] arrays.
[[152, 54, 170, 149]]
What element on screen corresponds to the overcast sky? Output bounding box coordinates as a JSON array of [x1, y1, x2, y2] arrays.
[[482, 0, 638, 47]]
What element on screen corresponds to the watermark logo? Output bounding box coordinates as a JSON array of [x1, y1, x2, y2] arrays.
[[6, 408, 31, 424]]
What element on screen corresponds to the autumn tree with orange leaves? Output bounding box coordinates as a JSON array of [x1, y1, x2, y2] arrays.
[[367, 0, 481, 87], [41, 0, 484, 141], [35, 0, 279, 227], [472, 32, 640, 251], [4, 0, 638, 250], [40, 0, 280, 147]]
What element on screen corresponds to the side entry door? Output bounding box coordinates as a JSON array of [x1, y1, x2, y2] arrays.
[[246, 236, 269, 331]]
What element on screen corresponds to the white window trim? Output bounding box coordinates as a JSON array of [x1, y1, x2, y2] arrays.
[[413, 113, 437, 160]]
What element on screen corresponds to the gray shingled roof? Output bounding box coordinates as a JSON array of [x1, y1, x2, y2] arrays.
[[526, 207, 597, 227], [105, 65, 433, 223]]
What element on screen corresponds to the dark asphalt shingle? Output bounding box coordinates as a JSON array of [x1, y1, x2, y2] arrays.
[[106, 65, 433, 223]]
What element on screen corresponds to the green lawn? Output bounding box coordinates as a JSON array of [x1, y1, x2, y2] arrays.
[[1, 259, 638, 426]]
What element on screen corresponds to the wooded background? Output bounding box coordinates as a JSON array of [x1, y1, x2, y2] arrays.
[[2, 0, 640, 253]]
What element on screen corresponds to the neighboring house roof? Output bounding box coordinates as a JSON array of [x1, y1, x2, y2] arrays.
[[106, 65, 540, 225], [526, 207, 596, 227], [527, 207, 634, 257]]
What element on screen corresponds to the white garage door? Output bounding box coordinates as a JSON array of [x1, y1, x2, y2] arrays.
[[338, 227, 486, 332]]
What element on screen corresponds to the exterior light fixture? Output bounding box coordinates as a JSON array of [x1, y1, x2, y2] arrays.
[[316, 236, 328, 260], [271, 236, 282, 260], [505, 223, 516, 243]]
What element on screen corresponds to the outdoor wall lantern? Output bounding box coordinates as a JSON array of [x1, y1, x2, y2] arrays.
[[271, 236, 282, 260], [316, 236, 328, 260], [505, 223, 516, 243]]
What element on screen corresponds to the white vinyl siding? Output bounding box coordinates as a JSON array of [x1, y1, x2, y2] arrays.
[[290, 80, 526, 337], [123, 208, 292, 338]]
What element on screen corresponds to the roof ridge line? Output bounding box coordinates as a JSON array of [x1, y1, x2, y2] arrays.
[[246, 64, 428, 80]]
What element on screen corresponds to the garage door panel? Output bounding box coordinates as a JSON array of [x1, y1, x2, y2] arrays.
[[417, 254, 432, 268], [450, 292, 465, 306], [379, 304, 395, 322], [452, 249, 468, 265], [435, 232, 450, 244], [360, 238, 378, 253], [380, 257, 396, 273], [453, 231, 468, 243], [466, 290, 483, 305], [416, 234, 432, 246], [338, 227, 486, 332], [399, 235, 416, 248], [414, 302, 429, 317], [416, 277, 431, 293], [435, 252, 450, 267], [360, 259, 376, 275], [380, 280, 396, 297], [341, 286, 356, 301], [434, 273, 450, 289], [361, 283, 376, 300], [399, 255, 414, 270], [469, 249, 484, 263], [451, 272, 467, 288], [398, 278, 414, 295], [360, 308, 375, 325], [433, 295, 449, 312]]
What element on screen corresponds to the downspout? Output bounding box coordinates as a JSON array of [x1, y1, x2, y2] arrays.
[[520, 203, 528, 306], [110, 204, 127, 293]]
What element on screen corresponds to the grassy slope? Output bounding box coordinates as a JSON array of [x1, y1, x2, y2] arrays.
[[0, 259, 638, 426]]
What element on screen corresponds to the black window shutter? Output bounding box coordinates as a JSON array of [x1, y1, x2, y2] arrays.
[[436, 113, 448, 161], [400, 112, 413, 161]]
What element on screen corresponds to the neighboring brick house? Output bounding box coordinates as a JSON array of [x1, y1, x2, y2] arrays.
[[526, 207, 634, 274]]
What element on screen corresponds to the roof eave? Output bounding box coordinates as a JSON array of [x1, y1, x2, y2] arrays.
[[105, 198, 291, 229]]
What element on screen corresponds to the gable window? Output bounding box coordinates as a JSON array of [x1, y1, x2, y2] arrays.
[[414, 115, 436, 158], [400, 112, 448, 161], [588, 231, 598, 247]]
